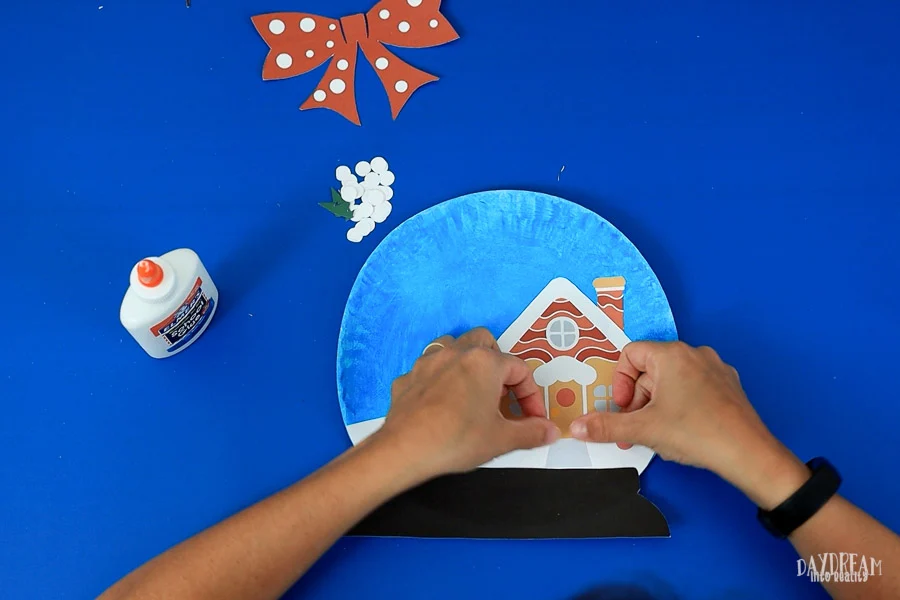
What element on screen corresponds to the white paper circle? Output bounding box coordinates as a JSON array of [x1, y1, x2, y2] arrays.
[[346, 227, 363, 243], [335, 165, 353, 182], [370, 156, 389, 173], [359, 218, 376, 235], [363, 172, 381, 189], [340, 185, 357, 202], [354, 203, 374, 220], [362, 188, 386, 206], [372, 201, 392, 223]]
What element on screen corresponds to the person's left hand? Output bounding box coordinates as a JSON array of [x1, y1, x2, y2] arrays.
[[374, 327, 560, 481]]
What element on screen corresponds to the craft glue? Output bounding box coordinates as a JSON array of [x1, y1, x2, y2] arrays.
[[119, 248, 219, 359]]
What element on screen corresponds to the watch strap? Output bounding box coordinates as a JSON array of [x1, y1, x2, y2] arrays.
[[757, 457, 841, 539]]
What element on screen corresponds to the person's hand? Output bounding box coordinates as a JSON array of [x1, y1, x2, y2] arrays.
[[570, 341, 809, 508], [373, 328, 561, 482]]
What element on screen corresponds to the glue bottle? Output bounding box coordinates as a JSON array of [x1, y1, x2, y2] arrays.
[[120, 248, 219, 359]]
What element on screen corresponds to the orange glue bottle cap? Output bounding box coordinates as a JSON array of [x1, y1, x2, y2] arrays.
[[136, 260, 164, 287]]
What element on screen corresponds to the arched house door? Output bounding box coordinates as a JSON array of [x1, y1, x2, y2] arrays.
[[533, 356, 597, 436]]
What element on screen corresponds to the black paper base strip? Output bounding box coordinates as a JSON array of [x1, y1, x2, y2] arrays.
[[349, 467, 669, 539]]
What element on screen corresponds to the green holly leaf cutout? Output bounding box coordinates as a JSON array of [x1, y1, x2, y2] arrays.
[[319, 188, 353, 220]]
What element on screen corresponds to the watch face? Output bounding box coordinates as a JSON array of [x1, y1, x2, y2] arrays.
[[337, 190, 677, 473]]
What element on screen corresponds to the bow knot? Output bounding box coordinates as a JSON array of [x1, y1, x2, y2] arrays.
[[252, 0, 459, 125]]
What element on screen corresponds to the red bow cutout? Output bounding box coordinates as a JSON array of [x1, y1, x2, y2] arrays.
[[251, 0, 459, 125]]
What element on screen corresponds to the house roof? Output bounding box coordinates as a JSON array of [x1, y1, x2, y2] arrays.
[[497, 277, 631, 357], [508, 299, 620, 362]]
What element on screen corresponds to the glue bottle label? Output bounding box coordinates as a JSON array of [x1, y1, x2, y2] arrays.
[[149, 278, 216, 353]]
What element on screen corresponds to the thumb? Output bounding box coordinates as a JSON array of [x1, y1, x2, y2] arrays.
[[569, 411, 643, 444], [502, 417, 561, 451]]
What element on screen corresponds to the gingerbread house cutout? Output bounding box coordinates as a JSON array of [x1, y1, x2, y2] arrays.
[[481, 277, 654, 472], [498, 277, 630, 433]]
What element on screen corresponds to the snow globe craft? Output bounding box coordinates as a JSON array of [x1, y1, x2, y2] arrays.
[[337, 191, 677, 538]]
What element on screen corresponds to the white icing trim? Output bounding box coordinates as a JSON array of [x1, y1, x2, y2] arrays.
[[597, 302, 624, 311], [533, 356, 597, 386], [543, 386, 550, 419], [529, 308, 583, 321], [573, 345, 621, 355]]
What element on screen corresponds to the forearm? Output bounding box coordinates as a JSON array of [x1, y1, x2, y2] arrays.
[[100, 435, 423, 600], [728, 436, 900, 600], [788, 496, 900, 599]]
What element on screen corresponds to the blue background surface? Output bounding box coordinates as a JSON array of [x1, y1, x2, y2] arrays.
[[338, 191, 677, 425], [1, 1, 898, 599]]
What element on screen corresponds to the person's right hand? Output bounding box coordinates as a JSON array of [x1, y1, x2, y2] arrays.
[[570, 341, 809, 509]]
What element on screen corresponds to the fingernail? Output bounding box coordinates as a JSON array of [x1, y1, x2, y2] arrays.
[[546, 425, 561, 444], [570, 420, 587, 439]]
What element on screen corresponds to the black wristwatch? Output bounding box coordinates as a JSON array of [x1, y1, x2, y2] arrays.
[[757, 457, 841, 538]]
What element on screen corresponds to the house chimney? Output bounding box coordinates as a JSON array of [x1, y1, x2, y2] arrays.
[[593, 276, 626, 330]]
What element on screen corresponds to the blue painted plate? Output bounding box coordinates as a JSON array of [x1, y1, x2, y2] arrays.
[[337, 190, 677, 443]]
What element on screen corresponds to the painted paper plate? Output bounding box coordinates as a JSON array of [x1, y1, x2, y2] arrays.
[[337, 190, 677, 474]]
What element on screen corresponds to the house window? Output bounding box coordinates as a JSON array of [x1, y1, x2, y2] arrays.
[[547, 317, 579, 350], [592, 384, 618, 412]]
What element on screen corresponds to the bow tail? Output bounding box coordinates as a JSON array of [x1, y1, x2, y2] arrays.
[[359, 39, 438, 120], [300, 43, 362, 126]]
